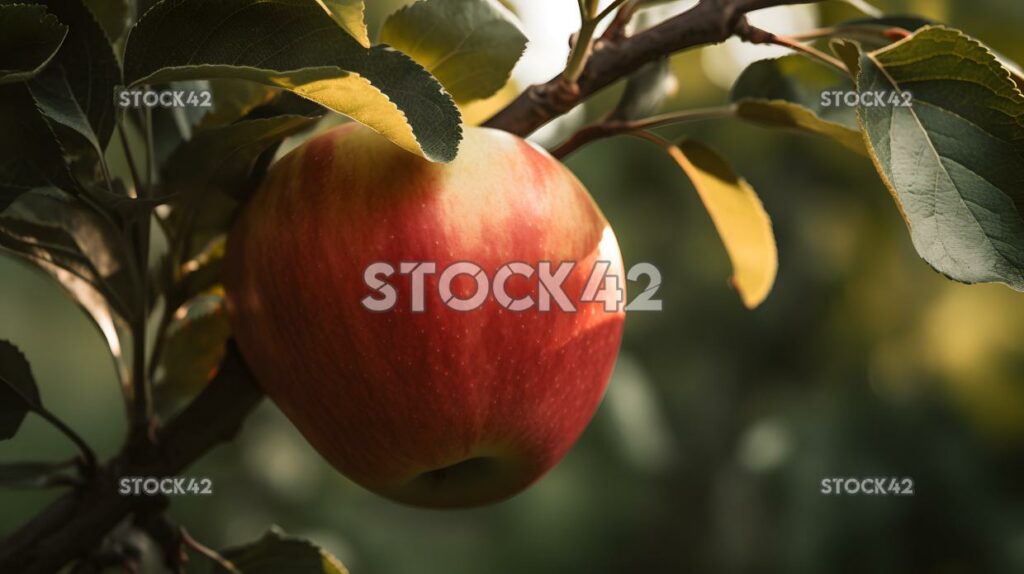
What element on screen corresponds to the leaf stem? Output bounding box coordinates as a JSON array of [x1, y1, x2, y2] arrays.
[[769, 34, 849, 73], [564, 17, 600, 84], [788, 25, 912, 43], [117, 123, 145, 200], [596, 0, 631, 24], [34, 408, 97, 476], [181, 528, 240, 574], [121, 108, 155, 448], [552, 105, 737, 158]]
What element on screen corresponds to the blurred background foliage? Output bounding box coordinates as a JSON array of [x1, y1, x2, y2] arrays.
[[3, 0, 1024, 572]]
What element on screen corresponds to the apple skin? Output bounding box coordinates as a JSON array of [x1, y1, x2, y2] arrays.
[[224, 124, 625, 508]]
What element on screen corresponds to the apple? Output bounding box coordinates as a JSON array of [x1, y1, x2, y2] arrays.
[[224, 124, 626, 508]]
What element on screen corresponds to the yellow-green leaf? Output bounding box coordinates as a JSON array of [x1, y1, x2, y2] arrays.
[[124, 0, 461, 163], [668, 140, 778, 309], [215, 528, 349, 574], [381, 0, 527, 104], [157, 293, 231, 400], [317, 0, 370, 48], [731, 55, 862, 154], [735, 100, 866, 155]]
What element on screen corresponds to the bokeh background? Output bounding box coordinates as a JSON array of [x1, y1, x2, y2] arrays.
[[3, 0, 1024, 572]]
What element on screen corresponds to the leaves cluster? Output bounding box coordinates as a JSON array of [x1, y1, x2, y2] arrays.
[[0, 0, 525, 570]]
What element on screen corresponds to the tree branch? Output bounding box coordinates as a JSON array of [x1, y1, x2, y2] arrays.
[[483, 0, 824, 137], [0, 343, 263, 574]]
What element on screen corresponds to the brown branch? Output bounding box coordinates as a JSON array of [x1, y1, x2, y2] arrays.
[[483, 0, 825, 137], [0, 343, 263, 574]]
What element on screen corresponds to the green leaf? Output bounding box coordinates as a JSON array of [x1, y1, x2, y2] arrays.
[[830, 38, 862, 78], [28, 67, 100, 153], [162, 115, 319, 197], [609, 58, 672, 122], [0, 340, 42, 440], [0, 84, 78, 198], [666, 140, 777, 309], [320, 0, 370, 49], [178, 237, 226, 303], [731, 55, 864, 153], [26, 65, 106, 185], [197, 80, 279, 130], [156, 292, 231, 401], [0, 4, 67, 85], [734, 100, 866, 155], [732, 55, 858, 128], [833, 16, 932, 51], [83, 0, 133, 42], [215, 528, 349, 574], [27, 0, 123, 149], [0, 189, 134, 382], [124, 0, 462, 163], [857, 26, 1024, 290], [380, 0, 527, 103]]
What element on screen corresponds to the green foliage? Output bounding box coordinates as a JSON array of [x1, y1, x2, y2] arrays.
[[26, 67, 106, 182], [730, 54, 864, 153], [82, 0, 133, 42], [0, 4, 67, 85], [0, 340, 40, 440], [856, 27, 1024, 290], [380, 0, 528, 104], [19, 0, 123, 149], [0, 189, 135, 381], [0, 84, 77, 203], [321, 0, 371, 49], [156, 292, 231, 403], [124, 0, 463, 163], [162, 115, 319, 199], [214, 528, 349, 574]]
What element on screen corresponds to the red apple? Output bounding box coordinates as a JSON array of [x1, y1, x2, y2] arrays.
[[224, 124, 625, 508]]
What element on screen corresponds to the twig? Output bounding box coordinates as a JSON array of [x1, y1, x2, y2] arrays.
[[564, 0, 603, 85], [789, 25, 912, 42], [181, 528, 240, 574], [127, 106, 156, 454], [34, 408, 97, 477], [552, 106, 737, 159], [0, 344, 264, 574], [598, 0, 641, 44], [596, 0, 632, 23], [117, 123, 144, 201], [484, 0, 828, 137], [740, 24, 848, 72]]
